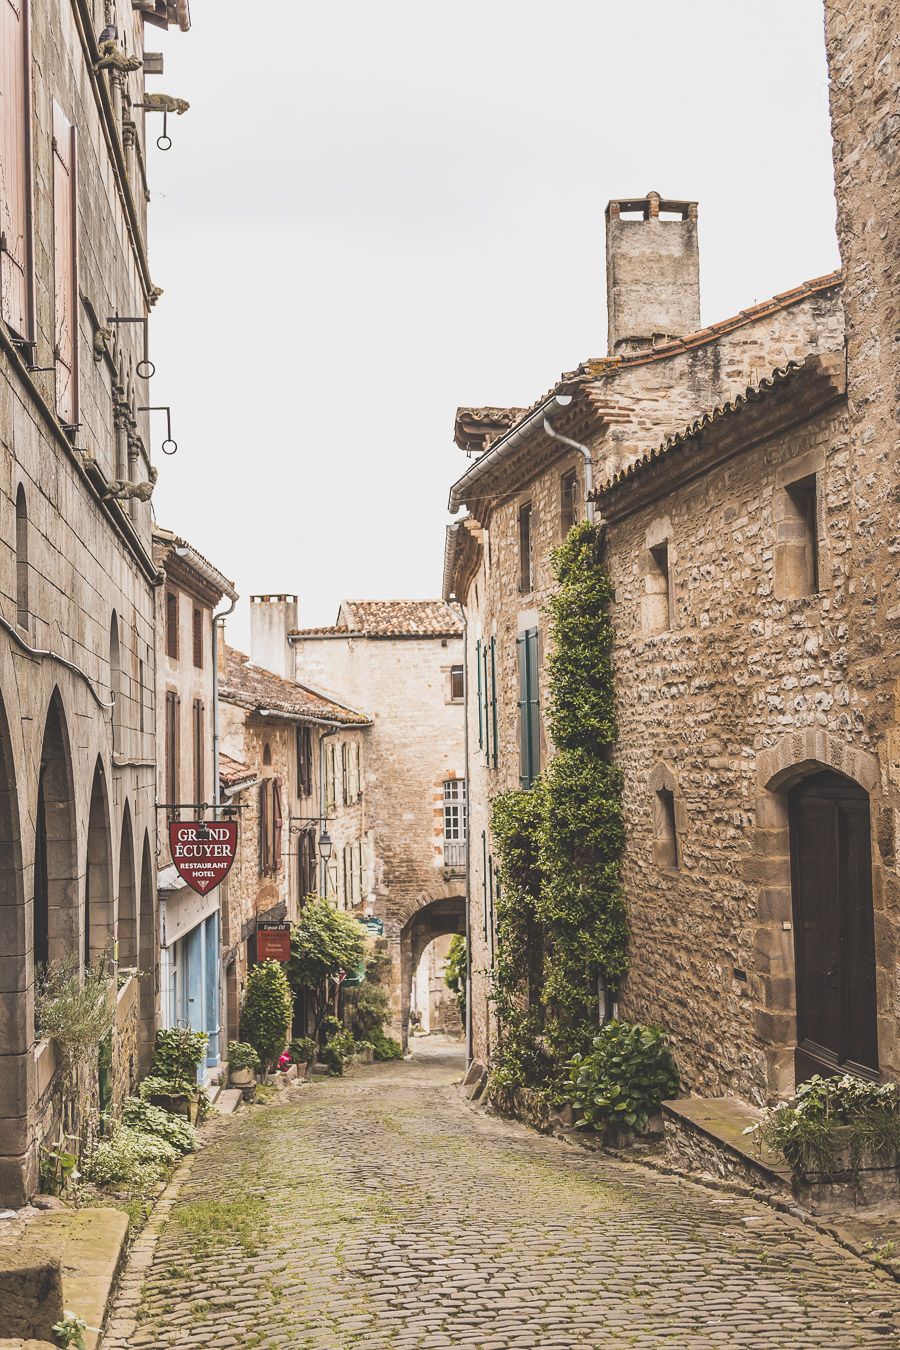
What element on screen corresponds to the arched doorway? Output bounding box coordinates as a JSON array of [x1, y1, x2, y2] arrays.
[[138, 832, 156, 1070], [85, 759, 113, 966], [118, 802, 137, 968], [789, 770, 878, 1082], [35, 690, 78, 966], [399, 896, 465, 1050]]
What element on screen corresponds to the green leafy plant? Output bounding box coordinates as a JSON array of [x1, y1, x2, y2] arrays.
[[121, 1098, 198, 1154], [321, 1016, 356, 1075], [444, 934, 466, 1022], [371, 1029, 403, 1061], [289, 1036, 317, 1065], [82, 1125, 178, 1189], [562, 1021, 678, 1131], [151, 1027, 209, 1083], [240, 960, 293, 1071], [747, 1074, 900, 1180], [53, 1311, 87, 1350], [287, 897, 366, 1036], [227, 1041, 261, 1072], [40, 1140, 79, 1196]]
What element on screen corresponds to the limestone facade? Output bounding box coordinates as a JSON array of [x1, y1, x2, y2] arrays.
[[444, 194, 875, 1096], [217, 636, 371, 1047], [0, 0, 191, 1203], [253, 596, 467, 1045]]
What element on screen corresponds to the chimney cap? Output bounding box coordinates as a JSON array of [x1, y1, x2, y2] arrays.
[[250, 594, 298, 604], [606, 193, 698, 222]]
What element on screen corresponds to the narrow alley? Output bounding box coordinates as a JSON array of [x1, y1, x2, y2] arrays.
[[104, 1042, 900, 1350]]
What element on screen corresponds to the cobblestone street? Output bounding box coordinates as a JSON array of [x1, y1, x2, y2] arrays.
[[105, 1039, 900, 1349]]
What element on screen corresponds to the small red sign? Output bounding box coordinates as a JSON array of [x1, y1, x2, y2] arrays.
[[257, 925, 291, 963], [168, 820, 237, 896]]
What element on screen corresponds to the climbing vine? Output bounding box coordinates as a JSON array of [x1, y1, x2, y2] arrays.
[[489, 519, 627, 1089]]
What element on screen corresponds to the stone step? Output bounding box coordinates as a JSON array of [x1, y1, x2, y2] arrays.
[[209, 1088, 242, 1115], [663, 1095, 792, 1191]]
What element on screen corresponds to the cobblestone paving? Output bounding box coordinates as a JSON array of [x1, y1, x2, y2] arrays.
[[105, 1039, 900, 1349]]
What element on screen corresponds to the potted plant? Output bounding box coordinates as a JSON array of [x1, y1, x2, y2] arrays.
[[289, 1036, 317, 1077], [561, 1020, 679, 1146], [355, 1039, 374, 1065], [227, 1041, 261, 1089]]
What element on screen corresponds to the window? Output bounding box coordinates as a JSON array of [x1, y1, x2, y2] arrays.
[[644, 541, 673, 634], [654, 788, 679, 870], [192, 699, 204, 803], [324, 743, 337, 813], [272, 778, 283, 874], [110, 613, 121, 742], [165, 691, 178, 807], [15, 484, 28, 627], [560, 469, 579, 536], [777, 473, 819, 598], [325, 860, 338, 902], [449, 665, 464, 701], [298, 827, 317, 898], [192, 607, 203, 668], [165, 590, 179, 659], [479, 636, 498, 770], [258, 777, 283, 876], [518, 503, 533, 593], [138, 658, 145, 733], [343, 843, 352, 907], [356, 840, 366, 900], [0, 0, 32, 340], [350, 742, 361, 800], [443, 779, 467, 869], [342, 742, 351, 805], [52, 102, 78, 429], [481, 831, 496, 964], [517, 627, 541, 788], [296, 725, 312, 797]]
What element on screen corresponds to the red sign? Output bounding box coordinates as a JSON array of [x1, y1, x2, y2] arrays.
[[257, 925, 291, 963], [168, 821, 237, 896]]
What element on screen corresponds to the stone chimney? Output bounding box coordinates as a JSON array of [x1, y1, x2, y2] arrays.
[[605, 191, 700, 355], [249, 594, 298, 678]]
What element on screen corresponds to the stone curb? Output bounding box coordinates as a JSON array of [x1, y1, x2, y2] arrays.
[[459, 1083, 900, 1288]]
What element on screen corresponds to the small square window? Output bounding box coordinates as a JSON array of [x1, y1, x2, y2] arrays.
[[449, 665, 464, 701]]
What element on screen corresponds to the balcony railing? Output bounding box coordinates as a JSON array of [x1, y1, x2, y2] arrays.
[[443, 840, 466, 870]]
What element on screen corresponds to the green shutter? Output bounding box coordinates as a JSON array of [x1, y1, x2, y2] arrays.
[[481, 830, 488, 937], [475, 639, 483, 749], [482, 641, 491, 767], [489, 636, 499, 769], [527, 627, 541, 782], [517, 635, 529, 787]]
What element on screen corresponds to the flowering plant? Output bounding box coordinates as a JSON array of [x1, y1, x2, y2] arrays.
[[278, 1051, 292, 1070]]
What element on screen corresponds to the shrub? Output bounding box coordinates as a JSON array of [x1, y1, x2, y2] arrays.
[[287, 898, 366, 1033], [444, 934, 466, 1022], [562, 1021, 679, 1132], [151, 1027, 208, 1084], [82, 1125, 178, 1188], [240, 961, 293, 1071], [35, 950, 115, 1071], [227, 1041, 261, 1072], [122, 1098, 198, 1154], [348, 981, 391, 1040], [321, 1020, 356, 1075], [289, 1036, 318, 1065], [371, 1029, 403, 1061], [748, 1074, 900, 1179]]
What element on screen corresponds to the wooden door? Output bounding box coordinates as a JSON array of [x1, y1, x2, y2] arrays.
[[789, 770, 878, 1082]]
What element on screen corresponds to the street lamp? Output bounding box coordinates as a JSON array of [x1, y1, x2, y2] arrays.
[[318, 829, 333, 862]]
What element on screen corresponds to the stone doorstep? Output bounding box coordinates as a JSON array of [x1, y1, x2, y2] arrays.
[[209, 1088, 243, 1116], [662, 1095, 793, 1189], [0, 1208, 128, 1350]]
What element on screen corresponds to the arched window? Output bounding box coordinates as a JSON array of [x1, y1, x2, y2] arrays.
[[15, 486, 28, 627], [110, 613, 122, 747]]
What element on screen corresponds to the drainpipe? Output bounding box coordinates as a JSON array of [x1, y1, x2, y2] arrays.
[[449, 598, 472, 1068], [211, 594, 237, 813], [542, 394, 595, 524]]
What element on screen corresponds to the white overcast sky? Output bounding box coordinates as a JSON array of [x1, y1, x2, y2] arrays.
[[147, 0, 839, 647]]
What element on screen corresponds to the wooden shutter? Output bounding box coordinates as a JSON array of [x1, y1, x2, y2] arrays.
[[527, 629, 540, 782], [341, 742, 349, 804], [192, 607, 203, 668], [165, 591, 178, 658], [0, 0, 32, 339], [192, 699, 204, 802], [165, 691, 178, 805], [356, 840, 365, 899], [517, 636, 529, 787], [482, 641, 491, 766], [52, 102, 78, 426], [475, 639, 483, 748], [272, 778, 283, 872], [481, 831, 488, 936], [490, 637, 499, 769], [259, 780, 269, 874]]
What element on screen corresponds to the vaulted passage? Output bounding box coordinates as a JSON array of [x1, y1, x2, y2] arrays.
[[399, 896, 465, 1049], [34, 690, 78, 967], [118, 801, 138, 969], [86, 759, 113, 966]]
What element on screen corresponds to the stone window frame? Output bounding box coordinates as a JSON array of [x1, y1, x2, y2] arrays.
[[641, 516, 675, 636], [751, 729, 882, 1101], [773, 446, 826, 602], [648, 762, 685, 872]]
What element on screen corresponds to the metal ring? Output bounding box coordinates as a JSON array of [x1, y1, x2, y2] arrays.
[[157, 134, 173, 151], [136, 358, 156, 379], [162, 438, 178, 456]]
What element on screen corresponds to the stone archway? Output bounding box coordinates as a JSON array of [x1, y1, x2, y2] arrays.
[[85, 759, 113, 967], [138, 832, 156, 1071], [35, 689, 78, 966], [399, 895, 465, 1051], [751, 729, 882, 1099], [118, 801, 137, 968]]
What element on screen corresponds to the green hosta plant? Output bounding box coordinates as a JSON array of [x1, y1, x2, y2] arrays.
[[122, 1098, 198, 1153], [747, 1074, 900, 1180], [240, 960, 293, 1071], [563, 1020, 679, 1132]]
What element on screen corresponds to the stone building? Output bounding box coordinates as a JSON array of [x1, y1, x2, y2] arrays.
[[217, 631, 371, 1046], [153, 526, 236, 1077], [444, 193, 855, 1092], [251, 595, 466, 1045], [0, 0, 190, 1203]]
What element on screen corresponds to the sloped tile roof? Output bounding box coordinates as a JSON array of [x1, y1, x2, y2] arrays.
[[220, 647, 370, 725], [218, 753, 257, 789], [290, 601, 463, 640]]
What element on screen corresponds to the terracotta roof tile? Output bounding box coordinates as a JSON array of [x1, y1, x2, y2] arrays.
[[219, 647, 370, 725], [218, 753, 257, 789], [291, 601, 462, 640]]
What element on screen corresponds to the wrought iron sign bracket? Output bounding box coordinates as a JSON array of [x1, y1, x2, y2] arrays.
[[106, 314, 155, 377], [138, 404, 177, 454]]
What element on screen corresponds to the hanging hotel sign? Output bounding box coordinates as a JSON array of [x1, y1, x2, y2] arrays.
[[168, 820, 238, 896]]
